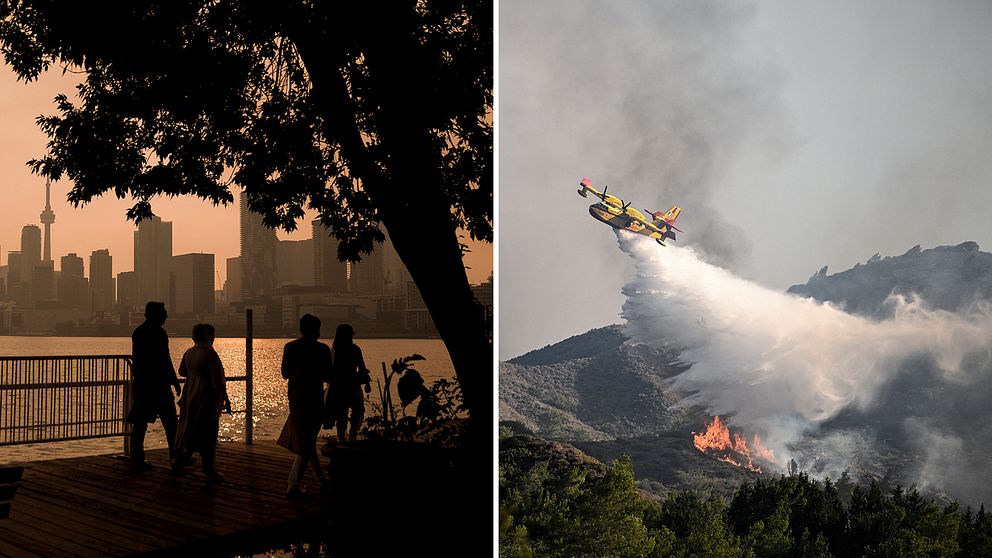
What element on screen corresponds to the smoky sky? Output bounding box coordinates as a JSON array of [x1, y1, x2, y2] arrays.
[[0, 69, 492, 286], [500, 0, 992, 360]]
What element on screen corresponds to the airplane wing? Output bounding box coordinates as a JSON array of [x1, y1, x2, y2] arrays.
[[628, 210, 666, 234]]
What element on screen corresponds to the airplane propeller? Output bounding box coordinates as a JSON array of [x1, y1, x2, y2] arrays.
[[622, 200, 631, 210], [599, 185, 609, 201]]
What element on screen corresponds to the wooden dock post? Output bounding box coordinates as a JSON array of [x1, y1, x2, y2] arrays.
[[245, 309, 253, 445]]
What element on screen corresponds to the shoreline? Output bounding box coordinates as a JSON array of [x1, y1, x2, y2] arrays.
[[0, 333, 441, 340]]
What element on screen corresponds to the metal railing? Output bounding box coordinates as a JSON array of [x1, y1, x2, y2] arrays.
[[0, 355, 133, 446], [0, 354, 253, 451]]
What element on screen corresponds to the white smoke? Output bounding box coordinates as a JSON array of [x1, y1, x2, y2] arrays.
[[617, 231, 992, 471], [902, 418, 965, 492]]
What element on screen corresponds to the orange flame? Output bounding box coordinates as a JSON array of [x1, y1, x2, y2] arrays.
[[692, 416, 777, 473]]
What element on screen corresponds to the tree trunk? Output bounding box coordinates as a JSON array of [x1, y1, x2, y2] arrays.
[[286, 5, 493, 445], [373, 154, 493, 444]]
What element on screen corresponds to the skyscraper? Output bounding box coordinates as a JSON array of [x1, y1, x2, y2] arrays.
[[116, 271, 140, 313], [381, 233, 412, 295], [89, 249, 115, 313], [30, 262, 55, 303], [6, 251, 24, 305], [349, 245, 385, 296], [40, 178, 55, 263], [239, 192, 278, 302], [312, 220, 348, 292], [7, 250, 31, 306], [58, 253, 88, 311], [60, 253, 84, 278], [19, 225, 42, 305], [172, 253, 215, 316], [276, 238, 313, 287], [225, 257, 242, 305], [20, 225, 41, 269], [20, 224, 41, 275], [134, 216, 172, 304]]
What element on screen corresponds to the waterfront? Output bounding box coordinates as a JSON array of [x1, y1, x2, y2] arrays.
[[0, 336, 455, 463]]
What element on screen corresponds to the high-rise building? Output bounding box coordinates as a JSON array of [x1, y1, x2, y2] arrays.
[[172, 253, 215, 316], [312, 221, 348, 292], [61, 253, 84, 278], [56, 252, 87, 310], [381, 234, 412, 295], [225, 257, 242, 305], [116, 271, 140, 312], [89, 249, 115, 313], [349, 245, 385, 296], [20, 225, 41, 299], [40, 178, 56, 263], [58, 277, 89, 311], [134, 216, 172, 304], [240, 192, 278, 302], [276, 238, 313, 287], [472, 274, 494, 323], [6, 251, 25, 306], [20, 225, 41, 272], [58, 252, 88, 309], [30, 261, 55, 303]]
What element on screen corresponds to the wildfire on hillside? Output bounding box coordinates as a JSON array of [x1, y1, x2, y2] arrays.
[[692, 416, 777, 473]]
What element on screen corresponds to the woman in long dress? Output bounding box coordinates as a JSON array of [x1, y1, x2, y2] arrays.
[[174, 323, 230, 484], [329, 323, 372, 442]]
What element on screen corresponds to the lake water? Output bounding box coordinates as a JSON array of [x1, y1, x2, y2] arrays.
[[0, 336, 455, 464]]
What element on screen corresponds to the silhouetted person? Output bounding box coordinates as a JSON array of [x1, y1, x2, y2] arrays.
[[127, 301, 181, 471], [329, 323, 372, 442], [278, 314, 331, 498], [173, 324, 230, 484]]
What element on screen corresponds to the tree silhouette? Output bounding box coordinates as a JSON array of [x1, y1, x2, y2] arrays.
[[0, 1, 491, 445]]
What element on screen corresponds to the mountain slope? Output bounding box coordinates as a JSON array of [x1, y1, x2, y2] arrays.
[[787, 242, 992, 317], [500, 325, 691, 441]]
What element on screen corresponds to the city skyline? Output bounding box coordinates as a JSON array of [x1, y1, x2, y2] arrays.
[[0, 66, 493, 289], [0, 199, 492, 335]]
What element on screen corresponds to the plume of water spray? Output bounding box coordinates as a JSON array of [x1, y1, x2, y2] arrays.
[[616, 231, 992, 468]]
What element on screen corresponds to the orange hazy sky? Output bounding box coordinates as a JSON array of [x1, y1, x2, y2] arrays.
[[0, 66, 492, 288]]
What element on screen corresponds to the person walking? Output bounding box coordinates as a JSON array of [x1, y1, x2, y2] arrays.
[[173, 323, 230, 484], [126, 301, 183, 471], [278, 314, 331, 499], [329, 324, 372, 442]]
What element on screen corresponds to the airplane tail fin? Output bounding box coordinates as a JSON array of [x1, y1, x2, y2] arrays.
[[652, 205, 683, 232], [577, 177, 593, 197]]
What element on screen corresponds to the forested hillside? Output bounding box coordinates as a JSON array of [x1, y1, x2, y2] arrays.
[[500, 432, 992, 557]]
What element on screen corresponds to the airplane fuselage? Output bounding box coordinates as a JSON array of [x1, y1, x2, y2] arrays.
[[588, 202, 663, 240]]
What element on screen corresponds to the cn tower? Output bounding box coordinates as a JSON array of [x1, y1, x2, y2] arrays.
[[39, 178, 55, 262]]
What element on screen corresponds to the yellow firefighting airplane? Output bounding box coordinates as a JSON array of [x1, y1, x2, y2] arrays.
[[577, 177, 683, 246]]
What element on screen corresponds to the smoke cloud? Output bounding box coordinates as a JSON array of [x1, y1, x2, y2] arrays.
[[499, 0, 790, 359], [617, 231, 992, 489]]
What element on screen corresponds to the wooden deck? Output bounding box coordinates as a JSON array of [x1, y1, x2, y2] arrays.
[[0, 442, 328, 557]]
